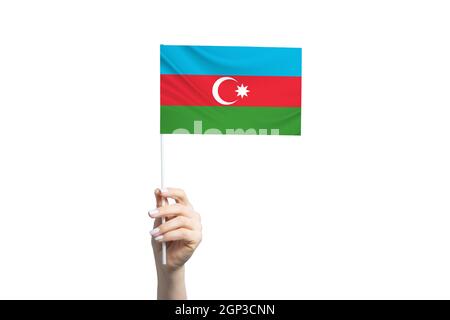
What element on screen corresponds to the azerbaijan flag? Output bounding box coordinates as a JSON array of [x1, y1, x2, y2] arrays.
[[160, 45, 302, 135]]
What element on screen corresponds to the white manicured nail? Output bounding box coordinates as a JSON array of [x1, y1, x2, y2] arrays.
[[150, 228, 160, 236], [161, 188, 169, 194], [154, 235, 163, 241], [148, 209, 159, 217]]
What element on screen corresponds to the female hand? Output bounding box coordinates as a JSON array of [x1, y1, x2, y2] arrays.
[[149, 188, 202, 299]]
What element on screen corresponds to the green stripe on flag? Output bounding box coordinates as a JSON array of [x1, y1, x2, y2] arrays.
[[160, 106, 301, 135]]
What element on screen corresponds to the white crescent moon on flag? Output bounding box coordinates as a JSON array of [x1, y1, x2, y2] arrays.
[[212, 77, 237, 105]]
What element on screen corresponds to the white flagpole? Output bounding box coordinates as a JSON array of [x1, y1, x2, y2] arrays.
[[160, 134, 167, 265]]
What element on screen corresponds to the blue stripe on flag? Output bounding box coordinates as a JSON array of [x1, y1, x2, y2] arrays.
[[160, 45, 302, 76]]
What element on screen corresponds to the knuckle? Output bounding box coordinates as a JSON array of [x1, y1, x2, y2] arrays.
[[158, 206, 166, 214], [180, 216, 189, 226], [181, 205, 191, 215], [191, 220, 201, 231], [162, 221, 172, 231], [180, 229, 189, 238], [176, 216, 184, 224], [195, 232, 202, 244], [164, 233, 172, 241]]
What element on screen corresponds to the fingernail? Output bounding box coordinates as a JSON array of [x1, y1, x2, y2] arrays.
[[154, 235, 163, 241], [148, 209, 159, 217], [150, 228, 160, 236], [161, 188, 168, 194]]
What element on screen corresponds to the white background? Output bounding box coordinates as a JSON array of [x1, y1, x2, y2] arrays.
[[0, 0, 449, 299]]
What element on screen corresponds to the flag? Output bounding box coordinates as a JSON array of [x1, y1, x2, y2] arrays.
[[160, 45, 302, 135]]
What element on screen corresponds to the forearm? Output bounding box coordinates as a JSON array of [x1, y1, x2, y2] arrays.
[[157, 266, 187, 300]]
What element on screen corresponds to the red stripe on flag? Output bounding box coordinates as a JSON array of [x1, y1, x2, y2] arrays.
[[161, 75, 301, 107]]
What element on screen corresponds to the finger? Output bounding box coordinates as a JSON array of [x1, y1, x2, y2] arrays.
[[151, 189, 163, 229], [154, 188, 162, 207], [160, 188, 190, 205], [152, 189, 165, 228], [150, 216, 195, 237], [153, 188, 169, 220], [153, 228, 200, 243], [148, 204, 194, 219], [153, 217, 162, 229]]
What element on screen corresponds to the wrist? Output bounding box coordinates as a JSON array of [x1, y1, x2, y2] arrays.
[[157, 265, 185, 281], [157, 266, 186, 300]]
